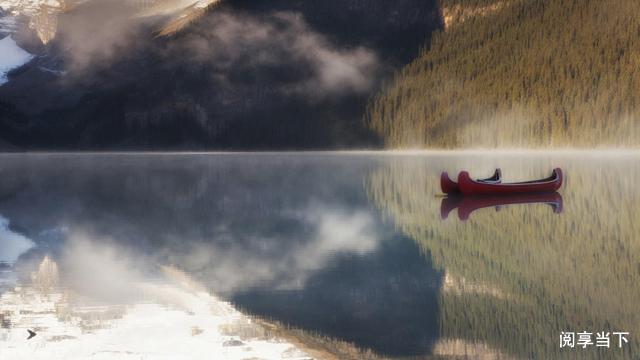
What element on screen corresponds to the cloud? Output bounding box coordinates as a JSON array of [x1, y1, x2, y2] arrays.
[[53, 1, 148, 72], [170, 11, 379, 98], [60, 232, 153, 302], [52, 6, 379, 97], [20, 202, 380, 301], [162, 204, 380, 293]]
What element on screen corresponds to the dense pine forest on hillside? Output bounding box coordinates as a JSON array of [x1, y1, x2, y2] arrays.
[[367, 0, 640, 148]]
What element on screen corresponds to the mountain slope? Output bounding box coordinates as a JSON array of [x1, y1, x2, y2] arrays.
[[0, 0, 441, 150], [0, 0, 223, 43], [367, 0, 640, 148]]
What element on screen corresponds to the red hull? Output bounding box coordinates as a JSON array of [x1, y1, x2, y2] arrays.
[[458, 168, 563, 195], [440, 172, 460, 194], [441, 192, 563, 220], [441, 169, 501, 194]]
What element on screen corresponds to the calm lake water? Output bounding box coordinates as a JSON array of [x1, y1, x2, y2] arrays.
[[0, 152, 638, 359]]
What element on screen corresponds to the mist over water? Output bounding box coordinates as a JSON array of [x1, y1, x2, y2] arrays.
[[0, 152, 638, 359]]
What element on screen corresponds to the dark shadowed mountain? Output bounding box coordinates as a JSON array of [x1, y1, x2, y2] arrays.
[[0, 0, 442, 150]]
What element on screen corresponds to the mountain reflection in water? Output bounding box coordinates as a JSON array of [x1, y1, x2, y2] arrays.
[[0, 152, 638, 359]]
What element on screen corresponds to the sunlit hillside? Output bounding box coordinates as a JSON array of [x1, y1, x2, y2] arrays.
[[366, 154, 640, 358], [366, 0, 640, 148]]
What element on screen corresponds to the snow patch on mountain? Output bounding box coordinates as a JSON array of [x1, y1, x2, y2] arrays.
[[0, 35, 33, 85]]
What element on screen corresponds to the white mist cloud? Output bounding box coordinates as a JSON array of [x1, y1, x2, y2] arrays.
[[60, 232, 152, 302], [295, 206, 379, 271], [164, 205, 380, 293], [166, 11, 380, 98], [38, 3, 379, 100], [48, 203, 380, 301], [55, 1, 146, 72]]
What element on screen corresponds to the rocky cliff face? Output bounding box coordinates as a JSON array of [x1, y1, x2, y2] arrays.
[[0, 0, 63, 43], [0, 0, 442, 150], [441, 0, 508, 30]]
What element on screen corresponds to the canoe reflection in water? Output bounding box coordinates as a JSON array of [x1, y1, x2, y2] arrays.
[[441, 192, 564, 221]]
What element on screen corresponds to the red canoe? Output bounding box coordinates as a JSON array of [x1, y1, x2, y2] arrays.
[[441, 169, 501, 194], [458, 168, 563, 195]]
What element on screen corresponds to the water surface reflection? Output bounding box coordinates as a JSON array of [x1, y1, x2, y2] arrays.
[[0, 154, 442, 359], [0, 152, 638, 359], [367, 152, 640, 359]]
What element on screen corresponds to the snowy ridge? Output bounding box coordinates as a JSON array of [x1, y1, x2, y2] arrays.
[[154, 0, 222, 36], [136, 0, 218, 16], [0, 0, 63, 16], [0, 0, 222, 43]]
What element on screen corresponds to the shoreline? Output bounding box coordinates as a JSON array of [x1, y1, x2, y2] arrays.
[[0, 148, 639, 156]]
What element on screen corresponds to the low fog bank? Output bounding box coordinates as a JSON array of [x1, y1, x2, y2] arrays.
[[0, 155, 387, 295]]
